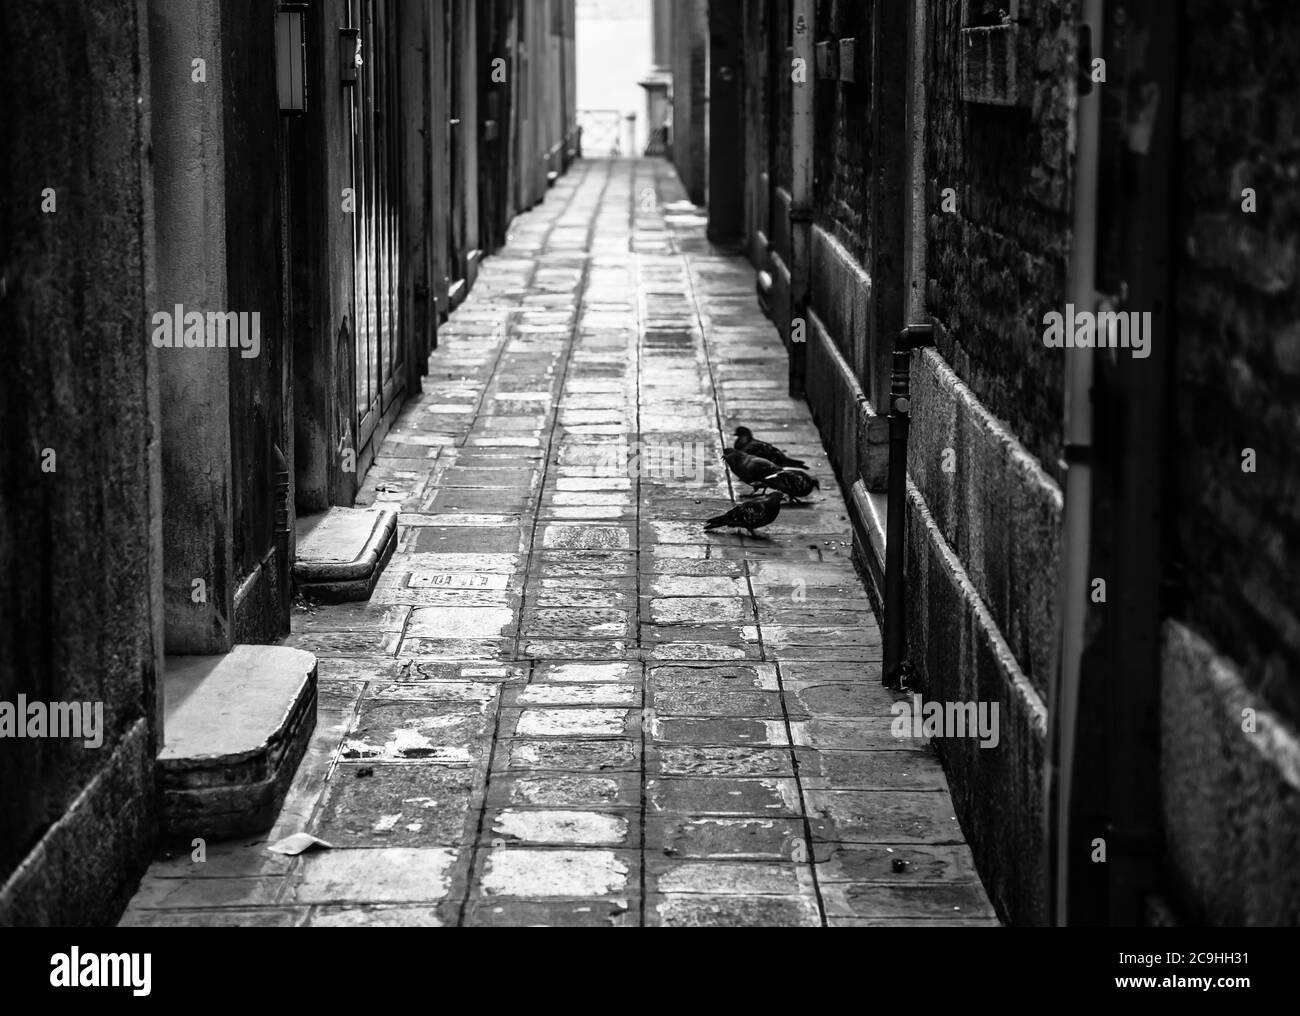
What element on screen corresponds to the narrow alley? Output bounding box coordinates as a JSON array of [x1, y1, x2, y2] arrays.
[[8, 0, 1300, 955], [119, 159, 994, 928]]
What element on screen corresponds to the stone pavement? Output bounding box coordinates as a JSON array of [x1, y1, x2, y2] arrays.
[[120, 158, 998, 927]]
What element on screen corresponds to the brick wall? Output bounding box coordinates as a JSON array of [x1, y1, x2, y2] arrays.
[[1170, 0, 1300, 725], [923, 0, 1078, 477], [811, 0, 872, 264]]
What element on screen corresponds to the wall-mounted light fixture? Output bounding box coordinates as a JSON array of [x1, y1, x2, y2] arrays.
[[276, 4, 307, 114], [339, 27, 361, 87]]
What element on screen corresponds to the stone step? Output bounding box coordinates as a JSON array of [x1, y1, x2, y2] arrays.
[[158, 645, 317, 840], [293, 506, 398, 602]]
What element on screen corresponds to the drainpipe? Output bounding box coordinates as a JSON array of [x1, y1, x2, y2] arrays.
[[1045, 0, 1103, 927], [787, 0, 813, 398], [881, 0, 931, 690], [274, 443, 292, 619], [882, 324, 934, 688]]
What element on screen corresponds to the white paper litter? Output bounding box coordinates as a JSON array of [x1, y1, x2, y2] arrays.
[[266, 832, 333, 856]]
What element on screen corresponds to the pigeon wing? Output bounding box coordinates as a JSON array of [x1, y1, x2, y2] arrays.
[[738, 452, 779, 484], [746, 439, 781, 460]]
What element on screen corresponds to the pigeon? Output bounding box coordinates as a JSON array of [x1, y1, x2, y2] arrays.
[[733, 426, 809, 469], [722, 448, 780, 492], [704, 492, 784, 536], [766, 468, 820, 502]]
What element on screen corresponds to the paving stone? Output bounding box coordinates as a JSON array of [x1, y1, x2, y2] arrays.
[[651, 688, 787, 718], [813, 842, 983, 883], [119, 906, 308, 928], [554, 476, 632, 491], [649, 894, 821, 927], [368, 680, 499, 705], [514, 684, 639, 707], [649, 575, 749, 597], [524, 639, 630, 660], [794, 748, 949, 790], [805, 790, 963, 844], [760, 625, 881, 648], [542, 525, 632, 550], [399, 637, 515, 661], [341, 700, 491, 764], [312, 764, 481, 846], [479, 849, 631, 897], [537, 575, 639, 592], [397, 661, 527, 683], [490, 809, 631, 846], [789, 717, 910, 750], [649, 597, 752, 624], [308, 904, 446, 927], [314, 657, 406, 682], [292, 848, 458, 904], [651, 716, 788, 746], [649, 556, 746, 576], [461, 898, 635, 927], [650, 861, 814, 895], [408, 526, 528, 554], [532, 661, 641, 683], [401, 513, 524, 528], [282, 630, 400, 657], [510, 707, 633, 738], [783, 681, 899, 717], [821, 883, 999, 921], [648, 663, 779, 690], [406, 605, 516, 639], [523, 607, 629, 638], [378, 587, 517, 608], [649, 816, 806, 859], [127, 875, 283, 910], [533, 587, 632, 609], [652, 745, 795, 778], [492, 773, 639, 809], [502, 739, 639, 772], [405, 571, 516, 591], [292, 603, 411, 633], [647, 777, 802, 816]]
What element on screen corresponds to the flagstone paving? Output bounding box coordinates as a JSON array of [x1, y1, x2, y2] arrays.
[[120, 158, 997, 928]]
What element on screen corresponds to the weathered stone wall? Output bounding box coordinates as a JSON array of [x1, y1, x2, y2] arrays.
[[1170, 0, 1300, 731], [1160, 0, 1300, 925], [0, 0, 161, 925]]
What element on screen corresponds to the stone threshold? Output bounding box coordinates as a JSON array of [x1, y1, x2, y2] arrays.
[[158, 645, 318, 840], [293, 506, 398, 603]]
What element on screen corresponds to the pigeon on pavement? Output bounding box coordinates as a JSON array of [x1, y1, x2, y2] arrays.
[[733, 426, 809, 469], [766, 468, 820, 502], [722, 448, 780, 492], [704, 492, 784, 536]]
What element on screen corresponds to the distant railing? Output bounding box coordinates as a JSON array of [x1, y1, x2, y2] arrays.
[[576, 108, 627, 157]]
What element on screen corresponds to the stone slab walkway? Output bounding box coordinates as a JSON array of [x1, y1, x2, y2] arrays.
[[120, 158, 997, 927]]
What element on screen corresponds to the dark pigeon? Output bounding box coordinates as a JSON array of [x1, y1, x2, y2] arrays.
[[733, 426, 809, 470], [722, 448, 779, 492], [767, 468, 820, 502], [704, 492, 784, 536]]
